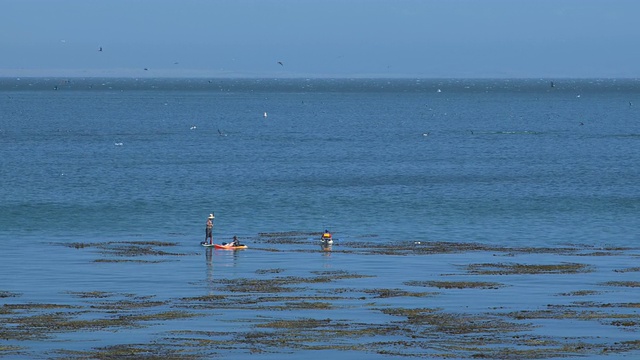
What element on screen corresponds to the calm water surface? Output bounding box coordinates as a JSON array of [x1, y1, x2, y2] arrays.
[[1, 78, 639, 358]]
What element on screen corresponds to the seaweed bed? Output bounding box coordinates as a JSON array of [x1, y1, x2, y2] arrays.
[[2, 232, 640, 359]]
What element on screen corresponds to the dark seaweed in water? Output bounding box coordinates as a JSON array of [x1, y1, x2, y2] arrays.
[[3, 237, 638, 358], [466, 262, 593, 275], [64, 241, 191, 262]]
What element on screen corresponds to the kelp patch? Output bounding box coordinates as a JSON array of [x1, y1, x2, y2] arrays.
[[257, 231, 317, 245], [405, 280, 506, 289], [0, 293, 196, 344], [364, 288, 434, 298], [10, 237, 640, 359], [55, 343, 201, 360], [0, 291, 20, 298], [466, 262, 593, 275], [601, 281, 640, 288], [62, 240, 190, 262]]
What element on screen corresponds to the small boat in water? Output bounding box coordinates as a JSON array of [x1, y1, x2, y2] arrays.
[[201, 237, 247, 250], [213, 243, 247, 250], [320, 230, 333, 245]]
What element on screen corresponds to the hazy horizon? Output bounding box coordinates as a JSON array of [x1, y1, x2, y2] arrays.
[[3, 0, 639, 79]]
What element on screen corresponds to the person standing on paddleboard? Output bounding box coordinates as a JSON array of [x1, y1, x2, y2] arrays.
[[205, 213, 214, 244]]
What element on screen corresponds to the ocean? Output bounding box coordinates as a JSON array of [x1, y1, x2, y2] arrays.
[[1, 77, 639, 359]]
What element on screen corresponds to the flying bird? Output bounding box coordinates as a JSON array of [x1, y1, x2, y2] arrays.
[[277, 61, 284, 66]]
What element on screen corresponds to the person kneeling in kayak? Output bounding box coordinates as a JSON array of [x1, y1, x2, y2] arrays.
[[231, 235, 241, 247]]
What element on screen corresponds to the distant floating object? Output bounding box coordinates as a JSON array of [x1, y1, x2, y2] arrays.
[[190, 125, 197, 130], [437, 89, 442, 93], [263, 112, 268, 118], [422, 132, 430, 136], [114, 142, 123, 146], [218, 129, 227, 136], [277, 61, 284, 66], [99, 46, 103, 52], [579, 122, 584, 126], [144, 68, 148, 71], [550, 81, 555, 88], [576, 94, 581, 98]]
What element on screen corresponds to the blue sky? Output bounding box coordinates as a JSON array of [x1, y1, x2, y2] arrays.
[[2, 0, 638, 78]]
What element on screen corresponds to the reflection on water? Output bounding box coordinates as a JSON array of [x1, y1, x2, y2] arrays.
[[204, 247, 243, 285], [205, 247, 214, 283], [321, 244, 332, 255]]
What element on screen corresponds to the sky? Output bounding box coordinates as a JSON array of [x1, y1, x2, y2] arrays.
[[1, 0, 639, 78]]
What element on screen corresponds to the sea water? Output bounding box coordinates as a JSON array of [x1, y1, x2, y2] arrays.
[[1, 78, 639, 358]]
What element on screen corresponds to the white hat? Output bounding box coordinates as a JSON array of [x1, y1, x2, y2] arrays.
[[208, 213, 215, 219]]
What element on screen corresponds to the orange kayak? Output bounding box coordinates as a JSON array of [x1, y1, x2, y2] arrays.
[[212, 243, 247, 250]]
